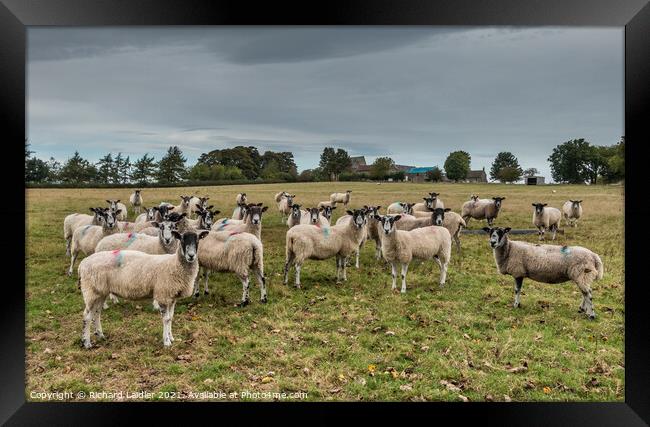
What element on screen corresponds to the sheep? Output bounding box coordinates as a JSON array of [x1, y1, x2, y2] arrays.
[[429, 208, 467, 254], [78, 229, 209, 348], [189, 196, 210, 218], [462, 196, 505, 227], [232, 202, 250, 220], [63, 207, 106, 256], [212, 203, 267, 240], [278, 194, 295, 224], [284, 209, 367, 288], [134, 206, 158, 224], [286, 204, 306, 229], [117, 221, 137, 233], [482, 226, 603, 319], [195, 229, 266, 306], [68, 209, 121, 276], [138, 212, 187, 236], [274, 191, 290, 203], [330, 190, 352, 206], [106, 199, 128, 221], [129, 190, 143, 215], [186, 206, 220, 231], [236, 193, 247, 205], [161, 196, 192, 217], [562, 200, 583, 227], [391, 212, 435, 231], [375, 214, 452, 293], [412, 192, 444, 212], [319, 205, 336, 222], [387, 202, 415, 215], [334, 208, 370, 269], [363, 205, 383, 260], [317, 200, 337, 210], [532, 203, 562, 240], [95, 218, 179, 255]]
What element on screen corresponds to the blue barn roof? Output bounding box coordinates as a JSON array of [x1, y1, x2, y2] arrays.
[[407, 167, 435, 174]]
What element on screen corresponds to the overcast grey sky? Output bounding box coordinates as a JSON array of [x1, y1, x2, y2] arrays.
[[27, 27, 623, 181]]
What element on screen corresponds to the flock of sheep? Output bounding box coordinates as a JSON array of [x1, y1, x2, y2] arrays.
[[62, 187, 601, 349]]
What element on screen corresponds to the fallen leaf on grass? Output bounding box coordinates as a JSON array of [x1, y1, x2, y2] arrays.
[[504, 395, 512, 402], [43, 348, 53, 354], [328, 388, 341, 394], [543, 386, 552, 394], [385, 330, 396, 336], [261, 376, 274, 384], [400, 384, 413, 391], [458, 394, 469, 402], [368, 365, 376, 376]]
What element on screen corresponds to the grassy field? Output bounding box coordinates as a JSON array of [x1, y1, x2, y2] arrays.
[[26, 182, 624, 402]]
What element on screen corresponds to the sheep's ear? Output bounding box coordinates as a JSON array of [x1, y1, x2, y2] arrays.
[[198, 230, 210, 240], [106, 200, 111, 204], [374, 215, 381, 220], [482, 227, 491, 234], [151, 221, 160, 228], [214, 210, 221, 215], [171, 230, 182, 240], [578, 200, 583, 203], [346, 210, 353, 216], [180, 213, 187, 219], [531, 203, 536, 207], [256, 202, 263, 206], [423, 197, 428, 201], [393, 215, 402, 222], [168, 206, 175, 210], [543, 203, 547, 206], [116, 200, 120, 203], [261, 206, 268, 212], [115, 209, 122, 215], [444, 208, 451, 212], [207, 205, 214, 210], [89, 207, 96, 212], [331, 207, 336, 210], [504, 227, 512, 234]]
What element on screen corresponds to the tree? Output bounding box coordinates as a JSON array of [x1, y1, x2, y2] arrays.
[[261, 151, 298, 178], [490, 152, 523, 183], [547, 138, 594, 184], [198, 146, 262, 180], [25, 157, 50, 182], [444, 151, 471, 182], [115, 154, 131, 184], [156, 146, 187, 183], [369, 157, 395, 180], [131, 154, 157, 185], [426, 166, 443, 182], [58, 151, 98, 184], [45, 157, 61, 183], [523, 168, 539, 177], [96, 153, 114, 184], [187, 163, 244, 181], [319, 147, 351, 181]]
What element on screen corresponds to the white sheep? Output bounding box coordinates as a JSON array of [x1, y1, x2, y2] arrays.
[[375, 214, 452, 293], [95, 220, 179, 255], [68, 209, 121, 276], [387, 202, 415, 215], [129, 190, 143, 215], [274, 191, 290, 203], [277, 194, 295, 224], [188, 196, 210, 218], [134, 206, 158, 225], [462, 196, 505, 227], [562, 200, 583, 227], [78, 229, 209, 348], [232, 202, 249, 220], [330, 190, 352, 206], [317, 200, 337, 210], [429, 208, 467, 254], [532, 203, 562, 240], [212, 204, 267, 240], [161, 196, 192, 217], [482, 226, 603, 319], [63, 207, 106, 256], [319, 205, 336, 223], [284, 209, 367, 288], [186, 206, 220, 231], [107, 199, 128, 221], [236, 193, 247, 205], [196, 230, 266, 306], [412, 192, 444, 212]]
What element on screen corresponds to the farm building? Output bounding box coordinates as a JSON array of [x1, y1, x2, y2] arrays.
[[406, 167, 434, 183], [350, 156, 414, 176], [526, 176, 545, 185], [465, 168, 488, 183]]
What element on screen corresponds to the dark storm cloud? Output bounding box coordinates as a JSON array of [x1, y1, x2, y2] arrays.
[[27, 27, 623, 181]]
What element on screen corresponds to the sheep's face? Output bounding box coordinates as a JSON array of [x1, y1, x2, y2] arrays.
[[320, 205, 335, 220], [167, 212, 187, 226], [423, 197, 435, 209], [154, 220, 176, 245], [237, 203, 250, 220], [306, 207, 320, 224], [483, 227, 511, 248], [429, 192, 439, 202], [431, 208, 451, 226], [106, 200, 120, 212], [198, 197, 210, 209], [364, 205, 381, 218], [286, 195, 294, 207], [532, 203, 547, 215], [174, 230, 209, 263], [145, 207, 157, 221], [570, 200, 582, 211], [290, 204, 302, 219], [347, 209, 366, 228], [102, 210, 119, 229], [199, 206, 218, 229], [158, 205, 174, 220], [470, 195, 479, 202], [404, 203, 415, 215], [493, 197, 506, 209], [248, 203, 268, 225], [180, 196, 192, 208], [377, 215, 399, 235]]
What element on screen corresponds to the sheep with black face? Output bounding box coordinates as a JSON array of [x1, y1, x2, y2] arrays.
[[562, 200, 583, 227], [532, 202, 562, 240]]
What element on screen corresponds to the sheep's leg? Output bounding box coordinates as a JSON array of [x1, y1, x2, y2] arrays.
[[159, 303, 172, 347], [435, 257, 447, 287], [575, 280, 596, 319], [513, 277, 523, 308], [68, 251, 78, 276], [168, 301, 176, 342], [375, 240, 382, 260], [355, 248, 360, 269], [343, 256, 349, 281], [255, 267, 267, 303], [238, 275, 250, 307], [294, 262, 302, 289], [203, 269, 210, 295], [551, 225, 558, 240], [283, 252, 294, 286], [391, 262, 397, 290], [93, 297, 106, 340], [81, 299, 98, 349], [400, 263, 409, 293], [65, 238, 71, 257]]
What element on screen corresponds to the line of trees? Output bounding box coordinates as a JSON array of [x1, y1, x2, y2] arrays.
[[25, 136, 624, 186]]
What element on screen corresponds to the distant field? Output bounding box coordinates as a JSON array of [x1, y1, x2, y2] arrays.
[[26, 182, 624, 401]]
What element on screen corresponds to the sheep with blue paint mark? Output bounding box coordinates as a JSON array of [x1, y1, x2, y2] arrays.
[[68, 209, 121, 276]]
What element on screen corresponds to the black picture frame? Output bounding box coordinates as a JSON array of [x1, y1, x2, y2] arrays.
[[3, 0, 649, 424]]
